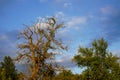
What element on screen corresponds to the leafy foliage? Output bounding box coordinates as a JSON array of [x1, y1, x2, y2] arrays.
[[73, 38, 120, 80], [0, 56, 18, 80], [53, 70, 81, 80]]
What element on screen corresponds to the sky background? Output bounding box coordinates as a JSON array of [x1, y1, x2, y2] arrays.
[[0, 0, 120, 74]]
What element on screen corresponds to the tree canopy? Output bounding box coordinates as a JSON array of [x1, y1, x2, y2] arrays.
[[0, 56, 18, 80], [73, 38, 120, 80]]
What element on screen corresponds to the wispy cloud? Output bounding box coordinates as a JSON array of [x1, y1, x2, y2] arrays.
[[56, 55, 76, 68], [54, 12, 93, 46], [112, 50, 120, 57], [0, 30, 19, 59], [66, 16, 89, 28], [0, 34, 8, 40], [100, 6, 118, 15], [99, 6, 120, 43], [64, 2, 72, 8], [101, 6, 113, 14], [54, 11, 65, 19]]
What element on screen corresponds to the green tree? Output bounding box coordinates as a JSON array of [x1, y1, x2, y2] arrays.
[[53, 70, 73, 80], [16, 17, 67, 80], [73, 38, 120, 80], [0, 56, 18, 80], [53, 69, 81, 80]]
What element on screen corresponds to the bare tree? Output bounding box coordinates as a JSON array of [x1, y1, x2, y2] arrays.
[[16, 17, 67, 80]]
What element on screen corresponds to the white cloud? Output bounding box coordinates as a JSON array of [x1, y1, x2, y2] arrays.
[[54, 54, 76, 68], [35, 22, 51, 29], [0, 34, 8, 40], [56, 28, 69, 38], [101, 6, 112, 14], [64, 2, 72, 8], [30, 20, 53, 32], [36, 15, 91, 41], [58, 29, 69, 34], [66, 17, 88, 27], [74, 26, 81, 30], [55, 11, 64, 18], [112, 50, 120, 57], [53, 14, 91, 37], [100, 6, 118, 14]]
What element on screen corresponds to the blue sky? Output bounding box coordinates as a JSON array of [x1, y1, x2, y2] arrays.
[[0, 0, 120, 74]]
